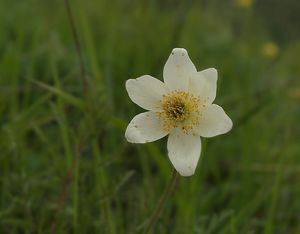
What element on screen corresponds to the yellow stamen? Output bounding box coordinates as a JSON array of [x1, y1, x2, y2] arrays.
[[157, 90, 201, 134]]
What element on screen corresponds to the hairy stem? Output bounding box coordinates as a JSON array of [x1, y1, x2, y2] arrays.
[[143, 169, 179, 234]]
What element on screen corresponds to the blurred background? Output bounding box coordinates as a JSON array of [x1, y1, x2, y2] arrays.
[[0, 0, 300, 233]]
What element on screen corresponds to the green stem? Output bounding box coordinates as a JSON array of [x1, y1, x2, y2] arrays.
[[64, 0, 88, 94], [143, 169, 179, 234]]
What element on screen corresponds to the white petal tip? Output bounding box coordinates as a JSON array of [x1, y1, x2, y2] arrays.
[[227, 119, 233, 132], [125, 122, 145, 144], [200, 68, 218, 80], [210, 68, 217, 74], [125, 112, 168, 144], [222, 115, 233, 134], [171, 48, 188, 56], [210, 68, 218, 79], [125, 129, 137, 143], [178, 170, 195, 177], [125, 79, 134, 90], [125, 131, 146, 144]]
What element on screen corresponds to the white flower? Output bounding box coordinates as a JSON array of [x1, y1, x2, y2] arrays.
[[125, 48, 233, 176]]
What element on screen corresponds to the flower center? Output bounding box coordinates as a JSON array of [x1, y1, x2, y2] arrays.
[[157, 90, 201, 133], [165, 99, 186, 121]]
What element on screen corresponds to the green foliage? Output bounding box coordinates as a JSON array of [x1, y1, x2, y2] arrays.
[[0, 0, 300, 233]]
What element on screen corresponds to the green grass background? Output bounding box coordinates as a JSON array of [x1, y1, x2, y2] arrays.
[[1, 0, 300, 233]]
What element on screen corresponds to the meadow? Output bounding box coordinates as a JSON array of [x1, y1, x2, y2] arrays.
[[1, 0, 300, 233]]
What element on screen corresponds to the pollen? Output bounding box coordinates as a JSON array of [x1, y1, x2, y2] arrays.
[[157, 90, 201, 133]]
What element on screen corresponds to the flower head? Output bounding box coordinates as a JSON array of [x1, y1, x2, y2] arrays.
[[125, 48, 233, 176]]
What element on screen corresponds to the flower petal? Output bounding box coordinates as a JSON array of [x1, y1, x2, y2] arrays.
[[126, 75, 169, 111], [125, 112, 168, 143], [167, 128, 201, 176], [163, 48, 197, 91], [189, 68, 218, 104], [195, 104, 233, 138]]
